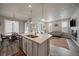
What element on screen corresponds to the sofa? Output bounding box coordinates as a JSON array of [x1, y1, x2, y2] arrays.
[[50, 31, 71, 39], [50, 31, 62, 37]]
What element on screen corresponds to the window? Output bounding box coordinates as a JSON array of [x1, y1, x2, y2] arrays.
[[25, 22, 29, 33], [13, 21, 19, 33], [61, 21, 68, 33], [36, 24, 42, 33], [5, 20, 19, 33], [48, 23, 52, 32]]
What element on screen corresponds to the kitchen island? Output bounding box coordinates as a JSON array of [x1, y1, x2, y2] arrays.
[[20, 33, 52, 56]]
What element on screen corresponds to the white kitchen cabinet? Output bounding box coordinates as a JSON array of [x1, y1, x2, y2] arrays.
[[21, 33, 51, 56], [22, 38, 49, 56], [22, 37, 27, 55], [26, 40, 32, 56]]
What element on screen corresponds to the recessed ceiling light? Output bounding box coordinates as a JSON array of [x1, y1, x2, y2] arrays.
[[28, 5, 32, 8]]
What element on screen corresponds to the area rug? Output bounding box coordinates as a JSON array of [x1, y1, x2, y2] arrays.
[[12, 49, 26, 56], [50, 37, 69, 49]]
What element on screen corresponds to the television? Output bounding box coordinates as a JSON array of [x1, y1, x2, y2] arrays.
[[70, 19, 76, 27]]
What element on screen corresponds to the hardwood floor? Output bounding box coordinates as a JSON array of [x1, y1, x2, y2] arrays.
[[0, 36, 79, 56], [50, 45, 79, 56], [0, 39, 19, 56], [50, 37, 79, 56], [67, 39, 79, 53]]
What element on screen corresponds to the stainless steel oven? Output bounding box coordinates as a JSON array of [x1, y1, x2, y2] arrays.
[[72, 29, 77, 38]]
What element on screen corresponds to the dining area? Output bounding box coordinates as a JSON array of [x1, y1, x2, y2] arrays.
[[0, 32, 23, 56]]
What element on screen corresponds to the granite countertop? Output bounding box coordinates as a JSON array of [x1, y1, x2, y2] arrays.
[[20, 33, 52, 44]]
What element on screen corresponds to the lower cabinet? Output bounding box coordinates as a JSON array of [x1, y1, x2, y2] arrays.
[[22, 38, 49, 56], [26, 40, 32, 56], [22, 38, 27, 55]]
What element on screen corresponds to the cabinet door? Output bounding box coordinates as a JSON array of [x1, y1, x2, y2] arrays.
[[19, 38, 23, 49], [27, 40, 32, 56], [22, 38, 27, 54], [38, 40, 48, 56]]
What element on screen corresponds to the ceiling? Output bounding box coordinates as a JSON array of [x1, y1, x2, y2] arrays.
[[0, 3, 79, 22]]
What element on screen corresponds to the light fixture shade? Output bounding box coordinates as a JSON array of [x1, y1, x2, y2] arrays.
[[42, 3, 44, 20], [30, 22, 32, 24]]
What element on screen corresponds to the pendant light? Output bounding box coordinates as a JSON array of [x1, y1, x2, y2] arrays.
[[12, 14, 15, 32], [28, 4, 32, 24], [28, 4, 33, 32], [28, 4, 32, 8], [12, 14, 15, 23], [41, 3, 45, 22]]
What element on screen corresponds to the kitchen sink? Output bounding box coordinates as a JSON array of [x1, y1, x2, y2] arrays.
[[27, 35, 38, 38]]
